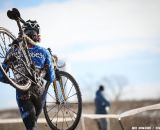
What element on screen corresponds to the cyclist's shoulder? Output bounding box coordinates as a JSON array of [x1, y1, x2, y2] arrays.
[[32, 44, 48, 52], [33, 45, 50, 57]]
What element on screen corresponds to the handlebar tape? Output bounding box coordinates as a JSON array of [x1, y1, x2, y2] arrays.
[[7, 8, 20, 20]]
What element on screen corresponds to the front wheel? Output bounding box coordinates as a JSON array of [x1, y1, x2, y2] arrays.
[[43, 71, 82, 130], [0, 27, 32, 91]]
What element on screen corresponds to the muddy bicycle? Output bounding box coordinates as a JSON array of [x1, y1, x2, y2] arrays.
[[0, 8, 82, 130]]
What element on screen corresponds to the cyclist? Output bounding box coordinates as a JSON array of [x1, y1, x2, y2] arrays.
[[0, 20, 55, 130]]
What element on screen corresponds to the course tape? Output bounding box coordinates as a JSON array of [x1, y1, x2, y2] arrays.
[[0, 117, 73, 124], [0, 103, 160, 125], [82, 103, 160, 120], [82, 114, 118, 119], [81, 103, 160, 130], [120, 103, 160, 118]]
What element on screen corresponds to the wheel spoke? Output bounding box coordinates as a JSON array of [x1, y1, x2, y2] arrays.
[[61, 107, 65, 130], [56, 105, 59, 127], [50, 104, 63, 122], [65, 93, 77, 101], [47, 91, 56, 101], [0, 33, 6, 56], [64, 111, 69, 129], [3, 33, 9, 52], [63, 77, 68, 91], [47, 104, 57, 113], [66, 108, 75, 121], [63, 104, 78, 115], [66, 84, 73, 99], [0, 43, 6, 57], [61, 107, 69, 129]]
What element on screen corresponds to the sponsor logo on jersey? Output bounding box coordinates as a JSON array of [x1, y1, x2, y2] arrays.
[[30, 52, 45, 59]]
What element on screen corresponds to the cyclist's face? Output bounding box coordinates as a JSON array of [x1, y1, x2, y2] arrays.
[[25, 30, 40, 42], [33, 34, 40, 42], [32, 34, 41, 42]]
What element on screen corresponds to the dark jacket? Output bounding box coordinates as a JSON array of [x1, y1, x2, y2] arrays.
[[95, 90, 110, 114]]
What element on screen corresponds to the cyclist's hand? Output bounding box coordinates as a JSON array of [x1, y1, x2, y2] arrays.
[[53, 55, 58, 63], [105, 106, 110, 112]]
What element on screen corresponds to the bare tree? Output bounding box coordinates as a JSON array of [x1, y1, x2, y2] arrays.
[[80, 73, 129, 102], [102, 75, 129, 101], [80, 73, 98, 101]]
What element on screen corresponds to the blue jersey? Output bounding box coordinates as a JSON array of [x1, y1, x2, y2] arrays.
[[0, 44, 55, 83], [28, 44, 55, 83]]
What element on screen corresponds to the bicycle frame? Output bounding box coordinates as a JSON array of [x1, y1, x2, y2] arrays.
[[8, 18, 43, 86]]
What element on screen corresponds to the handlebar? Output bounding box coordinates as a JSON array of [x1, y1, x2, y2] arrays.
[[47, 48, 66, 69]]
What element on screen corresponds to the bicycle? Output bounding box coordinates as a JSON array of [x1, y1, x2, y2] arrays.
[[0, 8, 82, 130]]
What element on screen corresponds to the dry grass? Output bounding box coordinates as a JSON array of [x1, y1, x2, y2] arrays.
[[0, 99, 160, 130]]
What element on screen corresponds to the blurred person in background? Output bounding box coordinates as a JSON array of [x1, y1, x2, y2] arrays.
[[95, 85, 110, 130]]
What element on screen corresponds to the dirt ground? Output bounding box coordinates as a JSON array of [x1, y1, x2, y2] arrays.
[[0, 99, 160, 130]]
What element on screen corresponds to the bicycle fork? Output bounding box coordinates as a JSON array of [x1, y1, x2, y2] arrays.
[[53, 77, 67, 104], [59, 77, 67, 101]]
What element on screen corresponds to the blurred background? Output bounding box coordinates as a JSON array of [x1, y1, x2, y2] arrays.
[[0, 0, 160, 129]]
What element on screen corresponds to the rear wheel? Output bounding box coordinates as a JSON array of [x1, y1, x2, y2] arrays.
[[0, 27, 31, 91], [44, 71, 82, 130]]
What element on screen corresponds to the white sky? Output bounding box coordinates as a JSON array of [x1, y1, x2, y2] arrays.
[[0, 0, 160, 109]]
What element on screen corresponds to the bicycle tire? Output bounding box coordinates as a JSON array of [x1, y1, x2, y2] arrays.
[[43, 71, 82, 130], [0, 27, 32, 91]]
